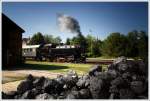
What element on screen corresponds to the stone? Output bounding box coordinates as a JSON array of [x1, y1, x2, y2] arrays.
[[89, 65, 102, 76], [95, 72, 113, 81], [111, 77, 124, 86], [56, 75, 65, 85], [31, 88, 41, 96], [63, 70, 78, 89], [2, 91, 16, 99], [20, 90, 34, 99], [33, 76, 46, 88], [43, 79, 56, 94], [107, 69, 118, 79], [67, 70, 78, 78], [109, 85, 119, 94], [89, 76, 103, 99], [76, 75, 90, 88], [35, 93, 54, 99], [119, 89, 135, 99], [79, 89, 91, 99], [130, 81, 146, 94], [67, 91, 81, 99], [117, 62, 129, 73], [113, 56, 127, 65], [26, 74, 35, 82], [17, 80, 33, 94]]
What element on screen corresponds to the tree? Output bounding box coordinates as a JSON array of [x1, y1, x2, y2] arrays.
[[53, 36, 62, 44], [66, 38, 71, 45], [137, 31, 148, 61], [92, 39, 102, 57], [85, 34, 102, 57], [126, 30, 139, 57], [86, 35, 95, 56], [101, 32, 127, 57], [43, 35, 62, 44], [29, 32, 45, 45], [44, 34, 53, 44]]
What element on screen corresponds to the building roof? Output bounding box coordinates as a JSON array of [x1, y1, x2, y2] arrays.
[[2, 13, 25, 33]]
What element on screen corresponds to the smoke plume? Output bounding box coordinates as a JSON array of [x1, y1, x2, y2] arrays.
[[57, 14, 81, 35]]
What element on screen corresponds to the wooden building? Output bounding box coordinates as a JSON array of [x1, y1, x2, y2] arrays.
[[2, 14, 25, 68]]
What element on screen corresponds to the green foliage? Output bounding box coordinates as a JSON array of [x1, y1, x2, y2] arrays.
[[126, 30, 139, 57], [43, 35, 62, 44], [29, 33, 62, 45], [44, 34, 54, 44], [137, 31, 148, 61], [69, 33, 87, 53], [25, 60, 93, 75], [29, 32, 45, 45], [85, 35, 102, 57], [101, 32, 127, 57], [101, 30, 148, 60], [66, 38, 71, 45], [53, 36, 62, 44]]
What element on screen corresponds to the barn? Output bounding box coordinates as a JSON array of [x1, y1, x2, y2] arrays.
[[2, 13, 25, 68]]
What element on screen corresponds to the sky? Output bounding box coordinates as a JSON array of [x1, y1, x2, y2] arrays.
[[2, 2, 148, 42]]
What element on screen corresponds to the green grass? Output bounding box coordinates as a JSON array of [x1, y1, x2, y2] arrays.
[[22, 61, 108, 75], [25, 61, 93, 75]]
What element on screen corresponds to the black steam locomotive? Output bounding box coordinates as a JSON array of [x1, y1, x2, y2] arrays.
[[22, 44, 86, 63]]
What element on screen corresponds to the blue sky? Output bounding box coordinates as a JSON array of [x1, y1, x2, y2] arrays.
[[2, 2, 148, 42]]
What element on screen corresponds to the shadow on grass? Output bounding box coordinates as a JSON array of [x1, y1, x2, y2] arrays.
[[3, 63, 69, 71]]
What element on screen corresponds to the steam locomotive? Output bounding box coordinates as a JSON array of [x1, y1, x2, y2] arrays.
[[22, 44, 86, 63]]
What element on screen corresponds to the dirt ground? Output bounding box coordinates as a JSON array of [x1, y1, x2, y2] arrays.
[[2, 70, 62, 93]]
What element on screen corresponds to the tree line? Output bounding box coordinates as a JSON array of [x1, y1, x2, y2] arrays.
[[28, 30, 148, 60]]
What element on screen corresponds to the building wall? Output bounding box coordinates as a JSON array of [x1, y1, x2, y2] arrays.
[[2, 29, 22, 67], [2, 14, 24, 68]]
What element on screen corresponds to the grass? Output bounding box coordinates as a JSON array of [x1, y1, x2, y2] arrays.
[[2, 61, 108, 84], [21, 61, 108, 75]]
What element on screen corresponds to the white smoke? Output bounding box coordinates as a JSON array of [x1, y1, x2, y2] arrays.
[[57, 14, 81, 35]]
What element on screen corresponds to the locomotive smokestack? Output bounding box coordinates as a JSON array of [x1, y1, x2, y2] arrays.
[[57, 14, 82, 35]]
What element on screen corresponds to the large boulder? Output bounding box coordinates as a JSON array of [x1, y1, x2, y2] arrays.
[[63, 70, 78, 89], [79, 89, 91, 99], [119, 89, 135, 99], [76, 75, 90, 88], [43, 79, 55, 94], [20, 90, 35, 99], [113, 56, 127, 65], [67, 90, 81, 99], [17, 80, 33, 94], [130, 81, 146, 95], [2, 91, 17, 99], [89, 76, 104, 99], [33, 76, 46, 88], [89, 65, 102, 76], [111, 77, 124, 87], [26, 74, 35, 82]]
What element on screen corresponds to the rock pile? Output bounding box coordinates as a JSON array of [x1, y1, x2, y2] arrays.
[[2, 57, 148, 99]]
